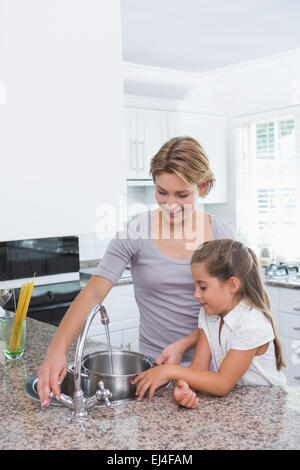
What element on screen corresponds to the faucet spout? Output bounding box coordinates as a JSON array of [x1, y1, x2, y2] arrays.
[[99, 304, 109, 325], [59, 304, 112, 417], [73, 305, 100, 394]]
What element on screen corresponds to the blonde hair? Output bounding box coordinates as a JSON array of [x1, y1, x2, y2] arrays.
[[191, 239, 286, 370], [150, 136, 215, 197]]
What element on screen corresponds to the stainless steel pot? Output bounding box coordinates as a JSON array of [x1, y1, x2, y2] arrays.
[[68, 350, 155, 402], [25, 350, 170, 408]]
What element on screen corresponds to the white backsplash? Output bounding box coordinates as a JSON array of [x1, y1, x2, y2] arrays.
[[78, 233, 108, 262], [127, 185, 157, 217]]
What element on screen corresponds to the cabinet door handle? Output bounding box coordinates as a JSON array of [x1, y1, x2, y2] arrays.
[[131, 140, 137, 169], [294, 376, 300, 381], [139, 140, 144, 170], [293, 327, 300, 331], [293, 307, 300, 312]]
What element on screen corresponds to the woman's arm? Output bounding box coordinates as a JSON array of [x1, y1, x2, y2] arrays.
[[155, 329, 200, 365], [37, 275, 113, 405]]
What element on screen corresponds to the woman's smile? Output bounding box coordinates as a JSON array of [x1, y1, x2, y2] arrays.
[[163, 206, 182, 218]]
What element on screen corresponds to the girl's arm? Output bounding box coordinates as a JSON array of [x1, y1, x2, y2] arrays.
[[155, 329, 200, 365], [172, 329, 212, 408], [189, 328, 212, 371], [166, 348, 257, 396], [133, 328, 211, 399], [133, 332, 259, 400]]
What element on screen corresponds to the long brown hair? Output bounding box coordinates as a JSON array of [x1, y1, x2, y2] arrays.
[[191, 239, 286, 370], [150, 136, 215, 197]]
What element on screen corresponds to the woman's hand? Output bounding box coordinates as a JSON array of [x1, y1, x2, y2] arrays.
[[132, 364, 171, 401], [37, 349, 67, 407], [155, 340, 185, 365], [173, 380, 199, 409]]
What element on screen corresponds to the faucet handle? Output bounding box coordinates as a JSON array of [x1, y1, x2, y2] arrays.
[[96, 380, 113, 407]]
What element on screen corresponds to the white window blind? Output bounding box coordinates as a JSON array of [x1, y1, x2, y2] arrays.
[[236, 115, 300, 261]]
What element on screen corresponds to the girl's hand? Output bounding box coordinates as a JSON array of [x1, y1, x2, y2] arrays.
[[132, 364, 171, 401], [155, 341, 185, 365], [173, 380, 199, 409]]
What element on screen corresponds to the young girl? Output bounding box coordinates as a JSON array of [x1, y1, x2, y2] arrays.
[[132, 239, 287, 407]]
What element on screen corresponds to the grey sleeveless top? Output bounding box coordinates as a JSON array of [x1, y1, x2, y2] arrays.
[[94, 210, 235, 362]]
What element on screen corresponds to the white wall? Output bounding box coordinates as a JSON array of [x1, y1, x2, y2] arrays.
[[0, 0, 126, 242], [184, 50, 300, 116]]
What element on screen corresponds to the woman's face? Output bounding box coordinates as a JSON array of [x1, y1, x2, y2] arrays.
[[155, 172, 206, 225]]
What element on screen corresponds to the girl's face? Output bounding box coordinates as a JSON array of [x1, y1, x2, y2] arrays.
[[155, 172, 206, 225], [191, 262, 239, 317]]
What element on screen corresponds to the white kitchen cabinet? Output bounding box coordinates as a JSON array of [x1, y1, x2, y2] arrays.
[[279, 287, 300, 314], [87, 283, 139, 350], [279, 287, 300, 385], [125, 107, 168, 180], [280, 312, 300, 339], [122, 327, 140, 353], [124, 98, 228, 204], [264, 284, 300, 385], [265, 285, 280, 330], [125, 107, 138, 179], [168, 111, 227, 203], [90, 331, 123, 350], [281, 335, 300, 386]]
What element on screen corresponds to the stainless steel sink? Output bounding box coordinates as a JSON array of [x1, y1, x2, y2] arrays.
[[25, 354, 171, 408], [25, 306, 170, 415], [25, 362, 136, 408], [25, 364, 99, 407]]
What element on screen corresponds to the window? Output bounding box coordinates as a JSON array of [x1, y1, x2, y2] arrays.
[[236, 116, 300, 260]]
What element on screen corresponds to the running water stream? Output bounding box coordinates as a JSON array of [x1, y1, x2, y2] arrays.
[[104, 323, 114, 376], [99, 305, 114, 376]]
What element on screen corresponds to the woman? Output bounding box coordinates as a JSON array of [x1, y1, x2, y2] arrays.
[[37, 136, 235, 407]]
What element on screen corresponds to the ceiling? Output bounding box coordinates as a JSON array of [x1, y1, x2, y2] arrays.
[[121, 0, 300, 73]]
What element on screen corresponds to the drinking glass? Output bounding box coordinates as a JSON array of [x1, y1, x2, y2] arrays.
[[0, 311, 26, 360]]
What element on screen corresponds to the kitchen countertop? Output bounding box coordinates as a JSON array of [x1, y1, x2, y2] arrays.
[[0, 318, 300, 450], [80, 266, 133, 288], [264, 276, 300, 290], [80, 261, 300, 290]]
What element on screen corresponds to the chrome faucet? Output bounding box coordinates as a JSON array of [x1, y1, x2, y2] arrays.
[[58, 304, 112, 417]]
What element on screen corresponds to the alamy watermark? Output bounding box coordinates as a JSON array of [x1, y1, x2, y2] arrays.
[[0, 80, 7, 105], [291, 339, 300, 365], [95, 198, 206, 251]]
